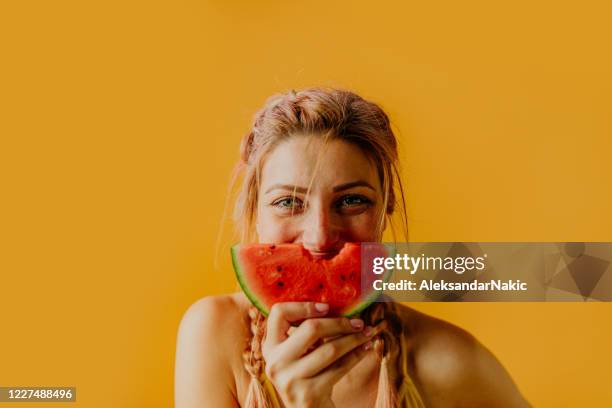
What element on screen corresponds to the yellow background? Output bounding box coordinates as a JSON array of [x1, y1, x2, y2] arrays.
[[1, 0, 611, 406]]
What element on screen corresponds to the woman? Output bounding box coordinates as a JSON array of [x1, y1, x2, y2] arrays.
[[175, 88, 532, 407]]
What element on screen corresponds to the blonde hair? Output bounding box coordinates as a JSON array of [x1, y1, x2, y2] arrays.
[[231, 87, 424, 407]]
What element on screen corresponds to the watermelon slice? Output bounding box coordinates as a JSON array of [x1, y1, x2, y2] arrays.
[[231, 242, 392, 317]]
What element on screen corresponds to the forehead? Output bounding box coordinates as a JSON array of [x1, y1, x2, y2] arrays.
[[260, 135, 380, 191]]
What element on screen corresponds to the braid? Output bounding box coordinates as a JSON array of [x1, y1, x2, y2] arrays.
[[363, 302, 426, 408], [242, 306, 273, 408]]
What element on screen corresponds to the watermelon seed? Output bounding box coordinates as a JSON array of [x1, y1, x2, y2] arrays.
[[318, 283, 324, 290], [276, 281, 284, 287], [277, 266, 283, 272], [340, 274, 346, 281], [270, 245, 276, 250]]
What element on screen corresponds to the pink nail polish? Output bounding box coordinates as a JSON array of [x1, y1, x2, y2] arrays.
[[350, 319, 364, 330], [315, 303, 329, 313]]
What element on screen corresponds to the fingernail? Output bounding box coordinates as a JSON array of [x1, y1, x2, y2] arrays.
[[363, 341, 373, 351], [350, 319, 364, 330], [314, 303, 329, 313], [363, 326, 374, 337]]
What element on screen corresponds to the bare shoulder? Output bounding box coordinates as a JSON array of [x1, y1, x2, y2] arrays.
[[394, 304, 532, 408], [175, 293, 251, 408], [178, 292, 250, 336]]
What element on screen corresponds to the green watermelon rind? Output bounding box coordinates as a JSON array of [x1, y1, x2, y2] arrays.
[[231, 243, 397, 318], [231, 244, 272, 317], [342, 269, 394, 317], [342, 243, 397, 317]]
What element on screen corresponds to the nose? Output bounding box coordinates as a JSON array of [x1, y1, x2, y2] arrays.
[[301, 204, 341, 254]]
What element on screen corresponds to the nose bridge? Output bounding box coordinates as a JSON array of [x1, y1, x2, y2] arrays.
[[303, 200, 338, 250]]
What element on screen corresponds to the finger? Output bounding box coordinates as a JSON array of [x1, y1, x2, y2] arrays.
[[266, 302, 330, 345], [313, 339, 374, 386], [280, 317, 366, 361], [268, 316, 365, 364], [289, 325, 380, 378]]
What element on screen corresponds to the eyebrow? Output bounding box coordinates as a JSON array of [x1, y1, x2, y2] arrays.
[[264, 180, 375, 194], [333, 180, 375, 192]]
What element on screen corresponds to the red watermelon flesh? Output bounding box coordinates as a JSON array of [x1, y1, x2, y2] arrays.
[[231, 242, 390, 317]]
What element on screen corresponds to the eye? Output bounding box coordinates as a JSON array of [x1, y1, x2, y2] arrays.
[[271, 196, 304, 212], [335, 194, 373, 214]]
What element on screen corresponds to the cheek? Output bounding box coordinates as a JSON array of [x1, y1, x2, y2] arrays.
[[256, 209, 297, 243], [341, 211, 382, 242]]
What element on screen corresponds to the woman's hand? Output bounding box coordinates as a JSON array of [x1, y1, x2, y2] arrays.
[[262, 301, 381, 408]]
